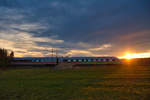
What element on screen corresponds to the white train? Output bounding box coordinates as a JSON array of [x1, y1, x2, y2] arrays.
[[12, 57, 121, 66]]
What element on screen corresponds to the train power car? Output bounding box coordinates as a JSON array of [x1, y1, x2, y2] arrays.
[[12, 57, 58, 66]]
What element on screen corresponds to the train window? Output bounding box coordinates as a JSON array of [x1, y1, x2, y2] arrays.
[[83, 59, 87, 62], [98, 59, 101, 62], [73, 59, 76, 62], [79, 59, 82, 62], [96, 59, 98, 61], [106, 59, 109, 62], [93, 59, 96, 62], [112, 59, 116, 61], [109, 59, 112, 61], [103, 59, 106, 62], [63, 59, 67, 62], [36, 59, 39, 62], [68, 60, 71, 62], [88, 59, 91, 62]]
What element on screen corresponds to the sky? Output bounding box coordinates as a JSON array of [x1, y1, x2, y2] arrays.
[[0, 0, 150, 58]]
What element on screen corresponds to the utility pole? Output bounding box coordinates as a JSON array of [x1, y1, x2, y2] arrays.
[[56, 49, 59, 65], [52, 48, 54, 58], [56, 49, 57, 58], [52, 48, 54, 63]]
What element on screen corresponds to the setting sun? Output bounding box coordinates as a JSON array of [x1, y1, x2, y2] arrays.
[[123, 53, 132, 59], [119, 52, 134, 59], [119, 52, 150, 59]]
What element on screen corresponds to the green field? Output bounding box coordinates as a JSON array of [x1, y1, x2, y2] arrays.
[[0, 65, 150, 100]]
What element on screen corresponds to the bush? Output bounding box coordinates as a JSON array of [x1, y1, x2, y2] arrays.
[[0, 48, 14, 68]]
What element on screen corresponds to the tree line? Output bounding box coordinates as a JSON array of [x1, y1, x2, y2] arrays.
[[0, 48, 14, 68]]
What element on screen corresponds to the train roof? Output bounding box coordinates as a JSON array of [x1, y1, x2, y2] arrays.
[[63, 57, 119, 59], [13, 57, 56, 60], [13, 56, 119, 60]]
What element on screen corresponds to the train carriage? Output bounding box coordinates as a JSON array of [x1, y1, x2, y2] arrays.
[[63, 57, 121, 64]]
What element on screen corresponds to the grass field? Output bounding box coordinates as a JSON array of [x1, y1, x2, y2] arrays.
[[0, 65, 150, 100]]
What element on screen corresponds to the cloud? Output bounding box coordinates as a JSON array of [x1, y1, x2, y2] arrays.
[[66, 50, 93, 57], [10, 23, 47, 31], [0, 0, 150, 57], [0, 39, 15, 50], [0, 30, 64, 44], [0, 30, 64, 57], [65, 49, 110, 57], [89, 44, 112, 51], [64, 43, 112, 57]]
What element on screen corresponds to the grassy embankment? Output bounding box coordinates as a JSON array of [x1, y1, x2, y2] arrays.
[[0, 65, 150, 100]]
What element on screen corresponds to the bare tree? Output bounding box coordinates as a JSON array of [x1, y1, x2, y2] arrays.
[[0, 48, 14, 69], [10, 51, 14, 58]]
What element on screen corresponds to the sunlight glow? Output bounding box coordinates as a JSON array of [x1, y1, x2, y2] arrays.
[[119, 52, 150, 59], [123, 53, 132, 59]]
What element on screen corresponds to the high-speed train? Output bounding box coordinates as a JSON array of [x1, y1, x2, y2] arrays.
[[12, 57, 121, 66]]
